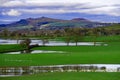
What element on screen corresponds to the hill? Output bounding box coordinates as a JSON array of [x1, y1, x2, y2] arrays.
[[0, 17, 112, 31]]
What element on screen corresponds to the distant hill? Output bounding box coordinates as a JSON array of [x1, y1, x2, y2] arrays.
[[0, 17, 112, 31]]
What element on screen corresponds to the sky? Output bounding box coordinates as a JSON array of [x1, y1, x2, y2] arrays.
[[0, 0, 120, 24]]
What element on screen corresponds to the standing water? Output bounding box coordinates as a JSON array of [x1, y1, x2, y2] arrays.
[[0, 64, 120, 77], [0, 39, 106, 46]]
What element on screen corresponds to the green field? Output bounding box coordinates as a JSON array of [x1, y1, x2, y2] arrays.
[[0, 42, 120, 66], [49, 35, 120, 42], [0, 41, 120, 80], [0, 72, 120, 80], [0, 44, 24, 53]]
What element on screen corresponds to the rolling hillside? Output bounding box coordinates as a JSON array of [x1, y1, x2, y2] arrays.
[[0, 17, 112, 31]]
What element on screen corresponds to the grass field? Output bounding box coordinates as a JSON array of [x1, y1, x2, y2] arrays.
[[0, 72, 120, 80], [52, 35, 120, 42], [0, 40, 120, 80], [83, 36, 120, 42], [0, 24, 120, 80], [0, 44, 24, 53], [0, 42, 120, 66]]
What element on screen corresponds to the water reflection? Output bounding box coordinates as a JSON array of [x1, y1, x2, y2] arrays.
[[5, 50, 65, 54], [0, 64, 120, 77], [0, 39, 104, 46]]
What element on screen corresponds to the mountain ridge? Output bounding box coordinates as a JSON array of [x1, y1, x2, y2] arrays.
[[0, 17, 112, 31]]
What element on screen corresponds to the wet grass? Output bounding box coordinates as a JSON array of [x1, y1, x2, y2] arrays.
[[0, 41, 120, 80], [0, 72, 120, 80], [52, 35, 120, 42], [0, 42, 120, 66], [0, 44, 24, 53], [83, 35, 120, 42]]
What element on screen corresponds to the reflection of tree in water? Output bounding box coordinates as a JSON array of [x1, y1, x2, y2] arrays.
[[100, 66, 106, 72], [0, 65, 119, 76], [117, 67, 120, 72], [89, 66, 98, 72]]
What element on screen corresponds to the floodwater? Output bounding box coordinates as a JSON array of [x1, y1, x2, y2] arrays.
[[0, 64, 120, 77], [5, 50, 65, 54], [0, 39, 105, 46], [0, 39, 112, 77]]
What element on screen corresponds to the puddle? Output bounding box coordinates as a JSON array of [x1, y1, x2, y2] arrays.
[[0, 64, 120, 77], [31, 50, 65, 54], [5, 50, 65, 54]]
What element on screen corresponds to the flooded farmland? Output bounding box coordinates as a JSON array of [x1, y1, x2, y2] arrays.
[[0, 64, 120, 77]]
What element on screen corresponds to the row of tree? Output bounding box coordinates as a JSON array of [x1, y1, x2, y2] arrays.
[[1, 27, 120, 37], [0, 27, 120, 46]]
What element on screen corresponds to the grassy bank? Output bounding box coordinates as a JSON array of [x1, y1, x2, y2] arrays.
[[0, 72, 120, 80], [0, 44, 25, 53]]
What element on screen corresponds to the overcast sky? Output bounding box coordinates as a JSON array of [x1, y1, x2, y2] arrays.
[[0, 0, 120, 24]]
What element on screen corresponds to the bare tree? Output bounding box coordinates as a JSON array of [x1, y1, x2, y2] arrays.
[[15, 33, 21, 44], [41, 37, 49, 46], [64, 28, 73, 46], [2, 28, 9, 38], [73, 28, 82, 46]]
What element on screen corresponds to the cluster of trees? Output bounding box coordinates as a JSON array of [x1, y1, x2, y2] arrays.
[[1, 27, 120, 37]]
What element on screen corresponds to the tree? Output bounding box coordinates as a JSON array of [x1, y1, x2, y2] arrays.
[[2, 28, 9, 38], [65, 36, 71, 46], [41, 37, 49, 46], [40, 31, 49, 46], [72, 28, 82, 46], [64, 28, 73, 46], [20, 39, 31, 53], [90, 28, 100, 46], [15, 33, 21, 44]]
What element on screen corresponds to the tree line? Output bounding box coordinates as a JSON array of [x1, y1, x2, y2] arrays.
[[0, 27, 120, 46]]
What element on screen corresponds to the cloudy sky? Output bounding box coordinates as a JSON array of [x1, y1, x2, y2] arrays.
[[0, 0, 120, 24]]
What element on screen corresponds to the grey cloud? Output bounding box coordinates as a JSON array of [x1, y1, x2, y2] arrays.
[[1, 0, 120, 16]]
